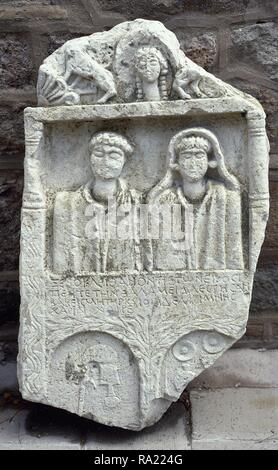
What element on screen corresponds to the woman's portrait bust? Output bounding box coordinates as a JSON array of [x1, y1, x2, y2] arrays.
[[147, 128, 244, 271]]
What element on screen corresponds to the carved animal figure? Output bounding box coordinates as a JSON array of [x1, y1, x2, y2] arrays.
[[64, 46, 117, 104], [173, 66, 207, 100]]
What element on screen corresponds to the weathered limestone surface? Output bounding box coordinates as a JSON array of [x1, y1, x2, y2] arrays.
[[18, 19, 269, 430], [1, 1, 278, 339]]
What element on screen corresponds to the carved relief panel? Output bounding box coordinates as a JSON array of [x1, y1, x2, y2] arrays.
[[19, 20, 269, 430]]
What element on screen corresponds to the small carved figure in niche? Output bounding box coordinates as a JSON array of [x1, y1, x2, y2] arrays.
[[147, 128, 244, 271], [78, 345, 121, 414], [134, 46, 168, 101], [53, 131, 142, 273], [173, 66, 206, 100]]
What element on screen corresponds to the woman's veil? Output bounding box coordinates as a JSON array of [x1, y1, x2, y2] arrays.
[[148, 127, 239, 202]]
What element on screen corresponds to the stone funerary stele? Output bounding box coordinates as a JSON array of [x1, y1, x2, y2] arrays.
[[18, 19, 269, 430]]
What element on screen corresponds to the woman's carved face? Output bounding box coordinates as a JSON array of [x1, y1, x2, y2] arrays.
[[136, 53, 161, 83], [90, 144, 125, 179], [178, 147, 208, 182]]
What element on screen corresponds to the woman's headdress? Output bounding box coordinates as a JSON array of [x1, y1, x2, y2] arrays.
[[148, 127, 239, 201]]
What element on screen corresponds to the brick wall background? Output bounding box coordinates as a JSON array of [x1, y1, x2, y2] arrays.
[[1, 0, 278, 350]]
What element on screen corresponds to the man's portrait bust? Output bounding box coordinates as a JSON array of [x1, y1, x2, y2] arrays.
[[52, 131, 142, 274]]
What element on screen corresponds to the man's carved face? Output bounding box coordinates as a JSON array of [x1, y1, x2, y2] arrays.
[[178, 147, 208, 182], [90, 144, 125, 179]]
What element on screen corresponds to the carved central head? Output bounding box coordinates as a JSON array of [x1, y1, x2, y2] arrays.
[[134, 46, 168, 101], [135, 47, 165, 83], [89, 132, 133, 180], [175, 136, 212, 183]]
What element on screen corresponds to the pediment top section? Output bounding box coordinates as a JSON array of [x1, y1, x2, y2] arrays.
[[37, 18, 262, 111]]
